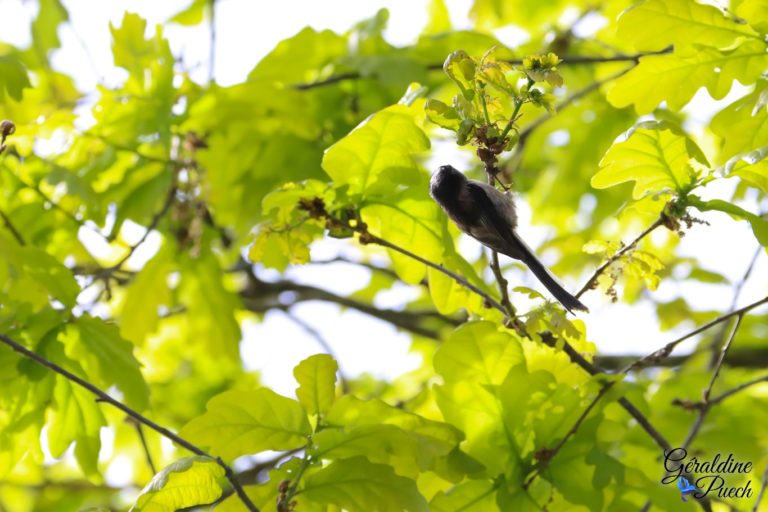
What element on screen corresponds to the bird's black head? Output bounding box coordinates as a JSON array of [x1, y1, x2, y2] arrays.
[[430, 165, 466, 205]]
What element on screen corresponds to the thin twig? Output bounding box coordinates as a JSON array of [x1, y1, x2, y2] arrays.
[[576, 217, 665, 298], [753, 464, 768, 512], [6, 163, 108, 240], [623, 296, 768, 374], [0, 333, 259, 512], [307, 203, 673, 453], [708, 246, 761, 367], [292, 48, 672, 91], [367, 234, 507, 314], [107, 185, 177, 272], [484, 174, 517, 318], [523, 381, 614, 489], [0, 209, 25, 245], [708, 374, 768, 406], [681, 314, 743, 450], [545, 334, 672, 451], [130, 419, 158, 474], [520, 65, 640, 148], [504, 64, 642, 180], [596, 348, 768, 370]]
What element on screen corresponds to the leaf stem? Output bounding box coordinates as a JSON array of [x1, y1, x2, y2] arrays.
[[500, 77, 533, 142]]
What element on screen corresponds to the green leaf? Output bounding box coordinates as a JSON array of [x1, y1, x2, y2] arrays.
[[48, 374, 104, 476], [737, 0, 768, 32], [362, 187, 444, 284], [322, 105, 430, 196], [607, 41, 768, 114], [110, 12, 172, 77], [169, 0, 208, 26], [294, 354, 338, 417], [179, 250, 242, 360], [180, 389, 311, 461], [430, 479, 498, 511], [689, 197, 768, 246], [424, 0, 452, 34], [120, 244, 173, 345], [433, 321, 524, 474], [131, 456, 226, 512], [0, 242, 80, 309], [425, 99, 461, 130], [711, 82, 768, 161], [0, 55, 31, 101], [31, 0, 69, 63], [617, 0, 760, 51], [248, 27, 347, 84], [592, 122, 707, 198], [443, 50, 477, 100], [728, 149, 768, 193], [311, 423, 458, 477], [428, 248, 493, 315], [301, 457, 429, 512], [60, 315, 149, 410], [44, 340, 105, 477]]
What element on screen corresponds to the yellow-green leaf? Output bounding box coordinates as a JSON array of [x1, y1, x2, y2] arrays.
[[60, 315, 150, 410], [294, 354, 338, 417], [690, 197, 768, 246], [606, 41, 768, 114], [322, 105, 430, 196], [302, 456, 429, 512], [131, 457, 226, 512], [362, 189, 444, 284], [180, 389, 311, 461], [711, 83, 768, 161], [618, 0, 760, 51], [593, 122, 707, 198], [737, 0, 768, 33]]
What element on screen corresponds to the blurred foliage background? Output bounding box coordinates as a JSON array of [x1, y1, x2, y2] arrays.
[[1, 0, 767, 510]]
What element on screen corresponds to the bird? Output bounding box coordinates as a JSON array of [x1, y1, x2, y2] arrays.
[[429, 165, 588, 313]]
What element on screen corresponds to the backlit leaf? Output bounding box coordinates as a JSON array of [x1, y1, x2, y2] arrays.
[[593, 122, 707, 198], [294, 354, 338, 417], [180, 389, 311, 461], [131, 456, 226, 512], [302, 457, 429, 512]]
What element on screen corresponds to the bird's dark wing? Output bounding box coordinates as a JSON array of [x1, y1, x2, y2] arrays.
[[464, 182, 523, 258], [465, 182, 588, 313]]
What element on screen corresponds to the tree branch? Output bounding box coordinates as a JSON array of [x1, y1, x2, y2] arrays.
[[0, 333, 259, 512], [292, 48, 671, 91], [523, 380, 615, 489], [707, 246, 761, 367], [753, 464, 768, 512], [542, 333, 672, 451], [576, 217, 665, 299], [708, 373, 768, 406], [623, 296, 768, 373], [680, 314, 743, 450], [365, 234, 508, 314], [0, 208, 25, 245], [105, 184, 177, 272], [596, 347, 768, 370], [239, 269, 459, 339], [129, 419, 157, 474], [303, 199, 674, 454]]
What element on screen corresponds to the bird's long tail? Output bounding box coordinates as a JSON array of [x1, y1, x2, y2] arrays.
[[511, 233, 589, 314]]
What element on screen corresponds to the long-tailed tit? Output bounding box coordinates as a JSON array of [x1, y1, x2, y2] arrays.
[[430, 165, 588, 313]]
